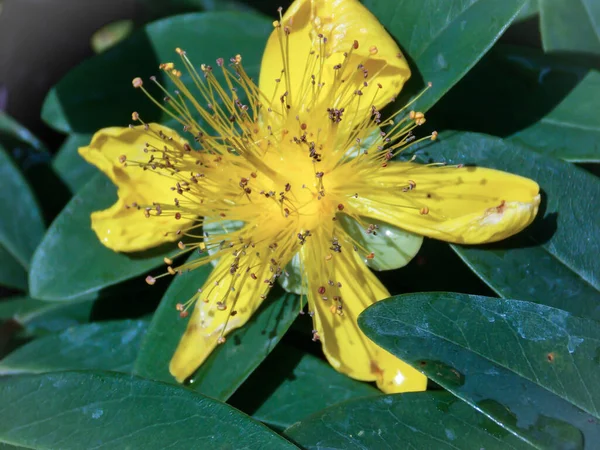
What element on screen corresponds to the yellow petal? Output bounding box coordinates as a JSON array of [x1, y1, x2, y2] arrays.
[[169, 250, 274, 382], [259, 0, 410, 115], [79, 124, 194, 252], [302, 227, 426, 393], [350, 162, 541, 244]]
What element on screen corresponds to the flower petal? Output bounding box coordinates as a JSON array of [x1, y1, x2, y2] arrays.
[[349, 162, 541, 244], [302, 227, 426, 393], [169, 250, 274, 383], [79, 124, 194, 252], [259, 0, 410, 115]]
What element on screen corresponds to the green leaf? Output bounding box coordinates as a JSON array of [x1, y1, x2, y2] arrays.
[[0, 112, 48, 158], [510, 69, 600, 162], [364, 0, 528, 112], [0, 371, 297, 449], [359, 293, 600, 448], [0, 112, 70, 222], [140, 0, 255, 21], [0, 246, 27, 290], [29, 174, 173, 301], [230, 344, 379, 430], [515, 0, 540, 22], [338, 214, 423, 271], [540, 0, 600, 55], [51, 133, 96, 193], [285, 391, 530, 449], [0, 296, 94, 337], [41, 12, 271, 134], [0, 144, 45, 270], [134, 257, 301, 400], [0, 319, 147, 374], [430, 45, 600, 162], [410, 132, 600, 318]]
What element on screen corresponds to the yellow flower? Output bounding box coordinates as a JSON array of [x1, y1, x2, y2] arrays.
[[79, 0, 540, 393]]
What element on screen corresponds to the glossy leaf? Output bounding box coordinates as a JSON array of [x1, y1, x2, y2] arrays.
[[364, 0, 528, 112], [359, 293, 600, 448], [230, 344, 379, 430], [431, 45, 600, 162], [0, 371, 297, 449], [285, 392, 529, 450], [0, 296, 94, 336], [410, 131, 600, 318], [338, 214, 423, 271], [0, 246, 27, 291], [41, 12, 271, 133], [0, 320, 147, 375], [134, 257, 301, 400], [29, 174, 173, 301], [51, 133, 96, 192], [515, 0, 539, 22], [0, 144, 45, 270], [540, 0, 600, 55]]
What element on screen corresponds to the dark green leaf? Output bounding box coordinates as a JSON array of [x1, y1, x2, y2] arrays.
[[359, 293, 600, 448], [285, 391, 530, 450], [540, 0, 600, 55], [0, 113, 70, 222], [41, 12, 271, 134], [0, 246, 27, 291], [364, 0, 528, 112], [510, 69, 600, 162], [140, 0, 255, 21], [230, 344, 379, 430], [29, 174, 173, 301], [430, 45, 600, 162], [0, 144, 45, 270], [410, 132, 600, 318], [515, 0, 539, 22], [0, 371, 297, 449], [0, 112, 48, 158], [134, 257, 301, 400], [0, 296, 94, 336], [0, 319, 147, 374], [51, 133, 96, 193]]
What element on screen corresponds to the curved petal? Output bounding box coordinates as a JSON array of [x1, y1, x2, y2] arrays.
[[169, 250, 276, 383], [348, 162, 541, 244], [79, 124, 194, 252], [259, 0, 410, 115], [301, 225, 426, 393]]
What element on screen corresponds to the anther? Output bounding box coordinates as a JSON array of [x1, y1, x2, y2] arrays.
[[167, 266, 176, 275], [178, 241, 185, 250], [369, 45, 378, 55], [420, 207, 430, 215], [217, 336, 226, 344], [132, 77, 143, 88], [145, 275, 156, 285], [318, 286, 326, 295], [131, 111, 139, 121], [118, 155, 127, 164], [164, 257, 173, 265]]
